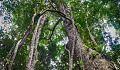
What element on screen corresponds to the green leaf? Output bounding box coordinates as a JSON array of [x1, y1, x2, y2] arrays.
[[6, 58, 12, 62], [33, 7, 37, 13], [75, 23, 81, 27], [83, 47, 89, 51], [80, 61, 83, 68], [27, 38, 30, 40], [80, 61, 83, 65]]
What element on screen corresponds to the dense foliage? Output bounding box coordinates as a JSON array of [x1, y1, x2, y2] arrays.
[[0, 0, 120, 70]]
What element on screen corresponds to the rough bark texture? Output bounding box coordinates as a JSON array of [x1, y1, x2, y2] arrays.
[[60, 3, 75, 70], [4, 13, 37, 70], [26, 14, 48, 70], [61, 4, 115, 70]]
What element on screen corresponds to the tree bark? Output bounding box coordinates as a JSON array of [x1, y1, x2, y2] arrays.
[[5, 40, 21, 70], [26, 14, 48, 70], [5, 13, 37, 70], [60, 3, 77, 70], [61, 4, 115, 70], [2, 33, 20, 70]]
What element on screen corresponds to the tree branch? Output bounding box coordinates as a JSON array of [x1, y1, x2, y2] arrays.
[[4, 13, 37, 70], [86, 18, 98, 45], [41, 18, 62, 40], [34, 9, 72, 23], [48, 18, 62, 40], [3, 33, 21, 69], [45, 27, 53, 31], [48, 0, 56, 10]]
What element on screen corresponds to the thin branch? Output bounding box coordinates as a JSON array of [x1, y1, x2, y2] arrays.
[[50, 0, 60, 10], [6, 40, 21, 70], [18, 13, 37, 49], [48, 0, 56, 10], [41, 18, 62, 40], [45, 27, 53, 31], [3, 32, 21, 69], [48, 18, 62, 39], [111, 61, 118, 70], [34, 9, 72, 23], [65, 45, 70, 53], [86, 18, 98, 45]]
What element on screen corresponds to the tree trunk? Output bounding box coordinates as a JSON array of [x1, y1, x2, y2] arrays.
[[61, 4, 115, 70], [5, 40, 21, 70], [26, 14, 48, 70], [5, 13, 37, 70]]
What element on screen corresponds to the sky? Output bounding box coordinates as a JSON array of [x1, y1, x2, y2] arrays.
[[103, 22, 120, 52], [0, 1, 14, 39]]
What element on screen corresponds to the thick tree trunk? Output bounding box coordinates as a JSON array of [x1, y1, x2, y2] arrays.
[[26, 14, 48, 70], [63, 16, 115, 70], [61, 4, 115, 70]]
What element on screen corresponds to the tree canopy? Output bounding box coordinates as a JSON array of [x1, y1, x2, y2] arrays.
[[0, 0, 120, 70]]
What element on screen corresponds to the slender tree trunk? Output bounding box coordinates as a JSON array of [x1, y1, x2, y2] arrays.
[[86, 18, 97, 45], [2, 33, 20, 70], [31, 14, 48, 70], [26, 14, 48, 70], [5, 13, 37, 70], [5, 40, 21, 70], [61, 3, 115, 70]]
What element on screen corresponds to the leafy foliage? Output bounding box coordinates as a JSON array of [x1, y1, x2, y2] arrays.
[[0, 0, 120, 69]]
